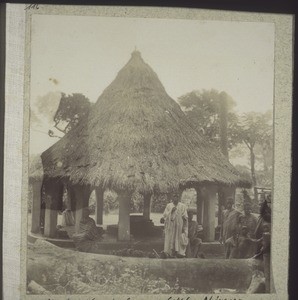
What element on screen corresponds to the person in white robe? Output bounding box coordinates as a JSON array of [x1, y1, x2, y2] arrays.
[[61, 191, 75, 227], [162, 192, 188, 257]]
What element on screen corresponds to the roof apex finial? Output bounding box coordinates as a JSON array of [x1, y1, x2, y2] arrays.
[[131, 48, 141, 57]]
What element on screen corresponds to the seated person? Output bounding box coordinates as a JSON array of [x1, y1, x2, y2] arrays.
[[186, 211, 202, 258], [56, 225, 70, 239], [226, 226, 262, 259], [72, 208, 103, 250]]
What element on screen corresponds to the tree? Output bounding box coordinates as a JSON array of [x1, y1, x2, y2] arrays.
[[179, 89, 239, 221], [232, 111, 273, 199], [253, 111, 273, 174], [49, 93, 92, 137], [178, 89, 238, 156], [33, 91, 62, 125]]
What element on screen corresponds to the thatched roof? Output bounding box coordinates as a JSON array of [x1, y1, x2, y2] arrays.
[[41, 50, 251, 193], [29, 154, 44, 182]]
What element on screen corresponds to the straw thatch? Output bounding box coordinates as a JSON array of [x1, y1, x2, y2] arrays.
[[41, 51, 251, 193], [29, 154, 44, 182]]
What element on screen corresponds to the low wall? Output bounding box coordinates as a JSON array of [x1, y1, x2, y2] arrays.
[[28, 233, 225, 257]]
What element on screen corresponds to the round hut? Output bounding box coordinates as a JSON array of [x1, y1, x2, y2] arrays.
[[34, 51, 250, 241]]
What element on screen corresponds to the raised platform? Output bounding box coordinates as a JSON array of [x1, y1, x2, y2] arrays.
[[28, 232, 75, 248]]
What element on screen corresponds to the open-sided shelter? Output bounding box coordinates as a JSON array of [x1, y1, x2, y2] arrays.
[[32, 51, 250, 241]]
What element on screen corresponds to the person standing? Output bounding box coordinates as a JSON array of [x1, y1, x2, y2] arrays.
[[240, 202, 258, 238], [161, 191, 188, 258], [61, 191, 75, 227], [255, 195, 271, 240], [220, 198, 242, 252]]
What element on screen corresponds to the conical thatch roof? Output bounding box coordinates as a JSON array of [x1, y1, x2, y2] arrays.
[[29, 154, 44, 182], [41, 51, 251, 193]]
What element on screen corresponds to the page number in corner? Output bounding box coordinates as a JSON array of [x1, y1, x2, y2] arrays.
[[25, 4, 39, 10]]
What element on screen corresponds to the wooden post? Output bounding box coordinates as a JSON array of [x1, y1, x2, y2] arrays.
[[75, 196, 84, 233], [69, 184, 92, 233], [143, 193, 152, 220], [118, 191, 131, 241], [195, 187, 203, 224], [217, 186, 224, 225], [30, 179, 43, 234], [43, 178, 63, 238], [203, 185, 217, 242], [44, 197, 58, 238], [67, 185, 76, 221], [95, 187, 104, 225], [219, 92, 229, 159]]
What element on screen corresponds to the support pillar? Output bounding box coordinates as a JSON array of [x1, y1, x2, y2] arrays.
[[95, 187, 104, 225], [44, 198, 58, 238], [69, 184, 92, 233], [143, 193, 152, 220], [30, 179, 43, 234], [202, 185, 217, 242], [118, 191, 131, 241], [195, 187, 203, 224], [67, 185, 76, 221], [217, 187, 224, 225], [43, 178, 63, 238]]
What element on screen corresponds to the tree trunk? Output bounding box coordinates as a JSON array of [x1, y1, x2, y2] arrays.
[[262, 146, 269, 173], [250, 148, 257, 186], [29, 239, 263, 293], [219, 92, 229, 159], [250, 147, 258, 201]]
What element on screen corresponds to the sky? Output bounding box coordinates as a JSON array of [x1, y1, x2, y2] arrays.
[[30, 14, 275, 155]]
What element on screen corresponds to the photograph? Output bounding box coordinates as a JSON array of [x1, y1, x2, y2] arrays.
[[2, 4, 293, 299]]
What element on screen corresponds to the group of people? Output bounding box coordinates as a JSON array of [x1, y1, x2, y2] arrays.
[[221, 196, 271, 259], [161, 191, 271, 260], [63, 188, 271, 260]]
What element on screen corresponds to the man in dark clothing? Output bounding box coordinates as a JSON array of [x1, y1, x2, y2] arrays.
[[220, 198, 242, 254], [240, 202, 258, 238]]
